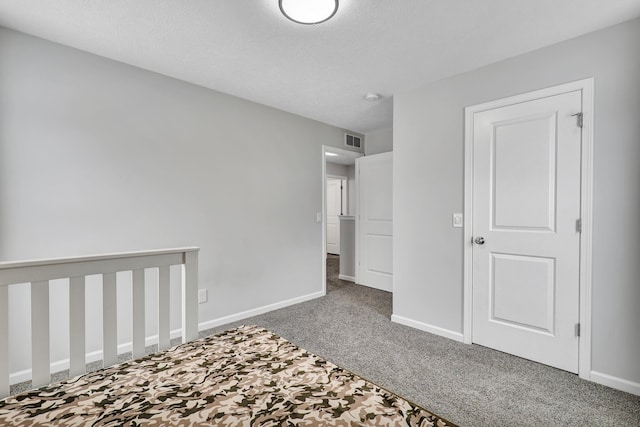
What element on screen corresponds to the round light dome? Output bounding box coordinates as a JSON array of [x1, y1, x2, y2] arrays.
[[279, 0, 339, 25]]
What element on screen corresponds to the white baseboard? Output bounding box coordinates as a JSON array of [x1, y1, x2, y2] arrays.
[[9, 290, 325, 385], [391, 319, 640, 396], [591, 371, 640, 396], [198, 291, 325, 331], [391, 314, 464, 343], [338, 274, 355, 282]]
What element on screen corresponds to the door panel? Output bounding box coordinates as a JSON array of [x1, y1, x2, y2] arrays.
[[472, 90, 582, 373], [491, 253, 555, 333], [358, 152, 393, 292], [492, 114, 556, 230], [366, 235, 393, 274]]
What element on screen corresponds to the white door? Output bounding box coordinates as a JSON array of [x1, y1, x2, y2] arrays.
[[357, 152, 392, 292], [326, 178, 341, 255], [471, 90, 582, 373]]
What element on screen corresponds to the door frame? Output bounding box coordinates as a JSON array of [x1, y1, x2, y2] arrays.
[[462, 78, 594, 380], [321, 145, 363, 294]]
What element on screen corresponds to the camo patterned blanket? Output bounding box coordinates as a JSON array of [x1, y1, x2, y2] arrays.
[[0, 325, 454, 426]]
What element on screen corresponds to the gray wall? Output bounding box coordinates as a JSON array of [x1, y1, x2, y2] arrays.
[[0, 28, 354, 373], [346, 164, 356, 216], [394, 18, 640, 387], [326, 162, 348, 177], [364, 128, 393, 155]]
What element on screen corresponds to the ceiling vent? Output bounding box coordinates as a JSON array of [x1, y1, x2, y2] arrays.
[[344, 133, 362, 150]]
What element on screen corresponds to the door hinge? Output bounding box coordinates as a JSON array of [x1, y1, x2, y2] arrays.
[[572, 112, 583, 128], [576, 218, 582, 233], [575, 323, 581, 337]]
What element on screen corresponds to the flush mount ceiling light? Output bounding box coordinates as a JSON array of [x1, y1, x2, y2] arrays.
[[365, 92, 382, 101], [279, 0, 339, 25]]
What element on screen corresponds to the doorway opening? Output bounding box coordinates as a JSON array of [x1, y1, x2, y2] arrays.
[[321, 146, 362, 295]]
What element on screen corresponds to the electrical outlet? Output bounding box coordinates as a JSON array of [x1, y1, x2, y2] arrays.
[[198, 289, 208, 304]]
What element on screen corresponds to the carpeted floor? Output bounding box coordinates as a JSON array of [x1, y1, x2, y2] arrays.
[[9, 254, 640, 426], [205, 255, 639, 427]]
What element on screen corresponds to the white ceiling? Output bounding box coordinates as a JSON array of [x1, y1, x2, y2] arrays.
[[1, 1, 639, 133]]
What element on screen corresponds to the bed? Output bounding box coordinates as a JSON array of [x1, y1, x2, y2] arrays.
[[0, 325, 454, 426], [0, 249, 454, 426]]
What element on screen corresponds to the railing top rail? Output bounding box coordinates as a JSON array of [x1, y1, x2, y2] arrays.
[[0, 247, 200, 270]]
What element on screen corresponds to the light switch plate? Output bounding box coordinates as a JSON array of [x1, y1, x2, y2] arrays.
[[198, 289, 208, 304], [316, 212, 322, 223], [452, 213, 463, 228]]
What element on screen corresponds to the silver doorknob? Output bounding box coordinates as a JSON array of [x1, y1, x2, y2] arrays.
[[474, 237, 485, 245]]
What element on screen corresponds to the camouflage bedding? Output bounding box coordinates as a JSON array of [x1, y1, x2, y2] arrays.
[[0, 325, 455, 426]]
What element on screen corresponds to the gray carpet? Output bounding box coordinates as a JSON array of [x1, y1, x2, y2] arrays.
[[206, 255, 639, 426], [9, 254, 640, 426]]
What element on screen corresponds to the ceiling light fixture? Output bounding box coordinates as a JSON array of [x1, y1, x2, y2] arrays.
[[326, 152, 338, 156], [365, 92, 381, 101], [279, 0, 339, 25]]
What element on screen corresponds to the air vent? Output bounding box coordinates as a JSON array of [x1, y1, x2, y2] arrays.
[[344, 133, 362, 149]]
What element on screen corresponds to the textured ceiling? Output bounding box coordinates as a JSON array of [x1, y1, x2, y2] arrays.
[[0, 1, 639, 133]]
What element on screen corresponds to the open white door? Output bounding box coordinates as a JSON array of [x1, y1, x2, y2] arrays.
[[357, 152, 392, 292], [326, 178, 342, 255], [470, 90, 582, 373]]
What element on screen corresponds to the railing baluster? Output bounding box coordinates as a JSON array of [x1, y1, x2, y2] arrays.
[[158, 266, 170, 351], [132, 269, 145, 359], [31, 280, 50, 388], [102, 273, 118, 367], [69, 276, 86, 377], [0, 285, 8, 398], [182, 251, 198, 343]]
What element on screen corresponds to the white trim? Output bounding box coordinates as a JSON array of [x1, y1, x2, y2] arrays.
[[463, 78, 595, 377], [0, 247, 199, 270], [463, 100, 474, 344], [354, 158, 360, 284], [578, 80, 594, 380], [590, 371, 640, 396], [391, 315, 464, 342], [338, 274, 355, 282], [322, 148, 327, 294], [198, 291, 325, 331]]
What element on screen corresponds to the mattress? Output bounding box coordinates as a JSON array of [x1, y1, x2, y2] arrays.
[[0, 325, 454, 426]]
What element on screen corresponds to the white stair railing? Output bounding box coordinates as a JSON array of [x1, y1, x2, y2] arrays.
[[0, 247, 199, 398]]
